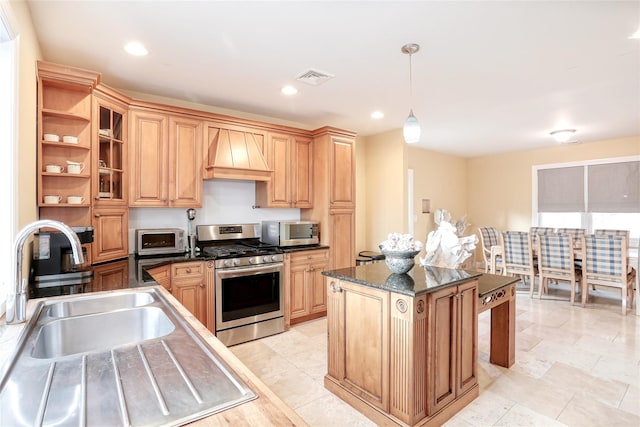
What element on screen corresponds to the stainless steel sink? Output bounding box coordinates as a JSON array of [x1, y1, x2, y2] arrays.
[[0, 288, 257, 426], [32, 306, 175, 359], [46, 291, 154, 318]]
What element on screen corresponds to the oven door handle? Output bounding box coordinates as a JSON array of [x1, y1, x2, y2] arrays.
[[216, 263, 283, 278]]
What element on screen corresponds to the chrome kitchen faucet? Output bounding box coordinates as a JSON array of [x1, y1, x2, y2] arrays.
[[6, 219, 84, 324]]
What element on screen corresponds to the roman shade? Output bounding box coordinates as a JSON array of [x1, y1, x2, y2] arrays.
[[537, 166, 584, 212], [587, 161, 640, 213]]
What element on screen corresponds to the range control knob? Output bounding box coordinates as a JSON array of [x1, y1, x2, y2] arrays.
[[233, 259, 240, 266], [263, 256, 271, 263], [271, 255, 279, 262], [249, 257, 258, 264], [223, 259, 232, 267]]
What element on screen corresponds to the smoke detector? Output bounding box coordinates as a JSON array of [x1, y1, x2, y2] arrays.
[[295, 68, 334, 86]]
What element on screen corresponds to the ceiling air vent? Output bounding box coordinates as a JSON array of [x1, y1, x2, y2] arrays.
[[295, 69, 334, 86]]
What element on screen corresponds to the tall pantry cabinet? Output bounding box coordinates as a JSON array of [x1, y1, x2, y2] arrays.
[[302, 127, 356, 270]]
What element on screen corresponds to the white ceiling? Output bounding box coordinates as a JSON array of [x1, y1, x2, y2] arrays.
[[26, 1, 640, 157]]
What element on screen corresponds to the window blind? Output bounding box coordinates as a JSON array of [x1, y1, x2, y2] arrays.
[[537, 166, 585, 212], [588, 161, 640, 213]]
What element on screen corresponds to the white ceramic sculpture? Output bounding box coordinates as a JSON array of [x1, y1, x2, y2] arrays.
[[420, 209, 478, 269]]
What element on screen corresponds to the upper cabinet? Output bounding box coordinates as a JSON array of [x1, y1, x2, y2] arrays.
[[37, 61, 99, 227], [129, 107, 203, 207], [255, 132, 313, 208], [93, 89, 128, 206]]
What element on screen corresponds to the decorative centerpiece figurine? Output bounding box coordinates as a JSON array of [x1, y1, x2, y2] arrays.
[[420, 209, 478, 269], [379, 233, 423, 274]]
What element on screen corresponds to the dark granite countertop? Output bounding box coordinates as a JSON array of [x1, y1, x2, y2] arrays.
[[322, 262, 483, 297]]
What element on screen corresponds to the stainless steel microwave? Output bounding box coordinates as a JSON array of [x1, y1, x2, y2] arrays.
[[135, 228, 185, 256], [261, 221, 319, 247]]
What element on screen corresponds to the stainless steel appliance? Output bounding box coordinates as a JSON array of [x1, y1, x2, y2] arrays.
[[261, 220, 319, 247], [135, 228, 185, 256], [197, 224, 285, 346], [30, 227, 94, 298]]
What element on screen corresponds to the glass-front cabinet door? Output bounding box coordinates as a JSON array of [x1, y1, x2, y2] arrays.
[[93, 95, 127, 205]]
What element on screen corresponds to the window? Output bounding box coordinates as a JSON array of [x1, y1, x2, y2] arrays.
[[534, 157, 640, 246], [0, 4, 17, 315]]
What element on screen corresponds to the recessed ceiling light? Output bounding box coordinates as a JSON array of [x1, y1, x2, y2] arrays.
[[370, 111, 384, 119], [629, 29, 640, 39], [124, 41, 148, 56], [281, 86, 298, 95]]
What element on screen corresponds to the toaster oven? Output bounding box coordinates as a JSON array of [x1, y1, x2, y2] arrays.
[[135, 228, 185, 256]]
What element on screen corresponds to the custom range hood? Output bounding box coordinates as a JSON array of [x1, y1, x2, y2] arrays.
[[204, 126, 272, 181]]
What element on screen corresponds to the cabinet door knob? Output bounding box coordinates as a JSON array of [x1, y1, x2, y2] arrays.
[[330, 282, 342, 293], [168, 287, 172, 292], [94, 214, 100, 218], [199, 283, 205, 288], [186, 268, 192, 273]]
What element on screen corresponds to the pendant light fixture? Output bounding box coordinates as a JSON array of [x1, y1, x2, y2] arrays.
[[402, 43, 420, 144]]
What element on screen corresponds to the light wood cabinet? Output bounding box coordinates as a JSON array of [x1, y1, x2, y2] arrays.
[[286, 249, 329, 326], [93, 90, 128, 206], [146, 261, 215, 332], [92, 208, 129, 263], [88, 259, 129, 292], [129, 109, 203, 207], [427, 280, 478, 415], [326, 278, 390, 411], [301, 127, 357, 271], [325, 276, 479, 426], [255, 132, 313, 208]]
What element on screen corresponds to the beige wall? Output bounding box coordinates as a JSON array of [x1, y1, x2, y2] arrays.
[[407, 146, 468, 244], [355, 129, 468, 255], [356, 129, 406, 253], [11, 0, 41, 227], [466, 135, 640, 265]]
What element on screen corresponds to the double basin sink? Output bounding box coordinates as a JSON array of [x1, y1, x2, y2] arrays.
[[0, 288, 256, 426]]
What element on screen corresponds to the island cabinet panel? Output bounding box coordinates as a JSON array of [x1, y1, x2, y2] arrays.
[[427, 280, 478, 415], [325, 273, 479, 427], [389, 294, 428, 424], [326, 279, 389, 411]]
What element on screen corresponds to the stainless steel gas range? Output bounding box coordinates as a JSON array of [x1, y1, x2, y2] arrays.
[[196, 224, 285, 346]]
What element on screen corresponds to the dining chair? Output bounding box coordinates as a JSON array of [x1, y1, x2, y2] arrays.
[[502, 231, 537, 297], [556, 228, 586, 248], [530, 226, 555, 248], [478, 226, 503, 274], [593, 229, 635, 289], [537, 234, 583, 305], [581, 234, 635, 315]]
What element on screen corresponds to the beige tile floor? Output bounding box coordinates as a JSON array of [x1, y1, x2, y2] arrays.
[[230, 283, 640, 426]]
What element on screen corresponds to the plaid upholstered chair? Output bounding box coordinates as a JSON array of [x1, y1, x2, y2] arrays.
[[593, 229, 635, 289], [478, 227, 503, 274], [537, 234, 583, 305], [502, 231, 537, 297], [556, 228, 586, 247], [530, 226, 555, 248], [581, 234, 635, 315]]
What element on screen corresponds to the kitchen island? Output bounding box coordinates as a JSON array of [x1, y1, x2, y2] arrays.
[[322, 262, 497, 427]]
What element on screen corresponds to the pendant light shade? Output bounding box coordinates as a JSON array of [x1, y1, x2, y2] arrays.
[[403, 109, 420, 144], [401, 43, 420, 144]]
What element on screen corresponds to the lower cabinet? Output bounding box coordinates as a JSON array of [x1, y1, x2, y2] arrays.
[[147, 260, 214, 332], [325, 277, 479, 426], [89, 259, 129, 292], [285, 249, 329, 326]]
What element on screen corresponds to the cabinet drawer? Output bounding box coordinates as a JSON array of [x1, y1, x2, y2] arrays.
[[289, 249, 329, 265], [171, 261, 204, 278]]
